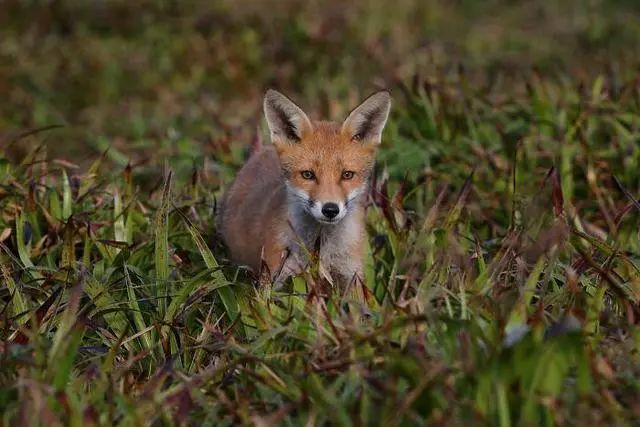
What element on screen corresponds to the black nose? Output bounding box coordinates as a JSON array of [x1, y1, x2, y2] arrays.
[[321, 203, 340, 219]]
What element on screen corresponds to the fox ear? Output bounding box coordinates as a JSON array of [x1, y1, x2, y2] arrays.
[[342, 91, 391, 144], [263, 89, 313, 144]]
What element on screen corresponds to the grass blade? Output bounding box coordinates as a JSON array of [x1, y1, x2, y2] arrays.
[[184, 220, 241, 333], [155, 172, 172, 317]]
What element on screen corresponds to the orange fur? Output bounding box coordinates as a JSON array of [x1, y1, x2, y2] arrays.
[[219, 90, 390, 287]]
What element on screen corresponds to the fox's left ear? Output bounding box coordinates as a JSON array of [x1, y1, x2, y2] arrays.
[[342, 90, 391, 144]]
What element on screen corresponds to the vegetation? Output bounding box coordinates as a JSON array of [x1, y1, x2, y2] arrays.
[[1, 1, 639, 425]]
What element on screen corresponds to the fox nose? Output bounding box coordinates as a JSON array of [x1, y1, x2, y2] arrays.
[[321, 203, 340, 219]]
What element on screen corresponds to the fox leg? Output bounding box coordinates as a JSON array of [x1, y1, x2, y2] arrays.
[[273, 257, 304, 287], [263, 243, 305, 287]]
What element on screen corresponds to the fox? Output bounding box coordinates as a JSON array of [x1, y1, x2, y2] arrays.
[[219, 89, 391, 288]]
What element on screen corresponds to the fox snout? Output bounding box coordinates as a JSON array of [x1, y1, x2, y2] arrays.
[[307, 198, 346, 224], [321, 202, 340, 219]]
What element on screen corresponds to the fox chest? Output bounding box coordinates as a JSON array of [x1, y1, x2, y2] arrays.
[[283, 215, 363, 284]]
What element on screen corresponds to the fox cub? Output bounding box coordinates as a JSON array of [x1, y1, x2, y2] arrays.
[[219, 89, 391, 287]]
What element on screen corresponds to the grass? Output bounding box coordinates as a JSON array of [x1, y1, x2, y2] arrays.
[[1, 1, 640, 426]]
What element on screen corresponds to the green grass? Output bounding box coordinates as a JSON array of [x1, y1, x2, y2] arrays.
[[1, 1, 640, 425]]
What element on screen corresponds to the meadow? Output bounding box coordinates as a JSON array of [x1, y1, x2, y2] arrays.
[[1, 1, 640, 425]]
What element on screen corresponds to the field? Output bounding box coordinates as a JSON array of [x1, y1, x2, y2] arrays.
[[1, 1, 640, 425]]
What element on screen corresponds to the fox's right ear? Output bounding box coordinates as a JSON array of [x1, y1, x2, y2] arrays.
[[263, 89, 313, 144]]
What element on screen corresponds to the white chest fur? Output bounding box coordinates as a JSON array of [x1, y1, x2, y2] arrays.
[[281, 204, 363, 284]]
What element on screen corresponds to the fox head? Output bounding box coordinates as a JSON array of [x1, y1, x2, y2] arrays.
[[264, 89, 391, 224]]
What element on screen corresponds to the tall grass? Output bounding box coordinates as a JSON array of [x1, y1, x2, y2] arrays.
[[2, 1, 640, 424], [1, 70, 639, 425]]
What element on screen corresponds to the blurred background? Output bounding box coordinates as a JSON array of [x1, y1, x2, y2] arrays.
[[1, 0, 639, 176]]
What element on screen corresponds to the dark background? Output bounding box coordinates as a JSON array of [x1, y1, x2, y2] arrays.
[[2, 0, 639, 170]]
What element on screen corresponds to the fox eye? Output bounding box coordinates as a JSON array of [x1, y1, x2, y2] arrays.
[[301, 170, 315, 180], [341, 170, 355, 180]]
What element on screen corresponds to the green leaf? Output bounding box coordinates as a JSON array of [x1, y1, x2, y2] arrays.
[[114, 189, 127, 245], [154, 172, 172, 316], [124, 264, 154, 353], [48, 284, 84, 389], [15, 212, 41, 280], [62, 168, 72, 221], [85, 274, 130, 345], [184, 220, 242, 334], [0, 250, 28, 322]]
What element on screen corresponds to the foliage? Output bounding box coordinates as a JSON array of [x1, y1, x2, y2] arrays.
[[1, 1, 640, 425]]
